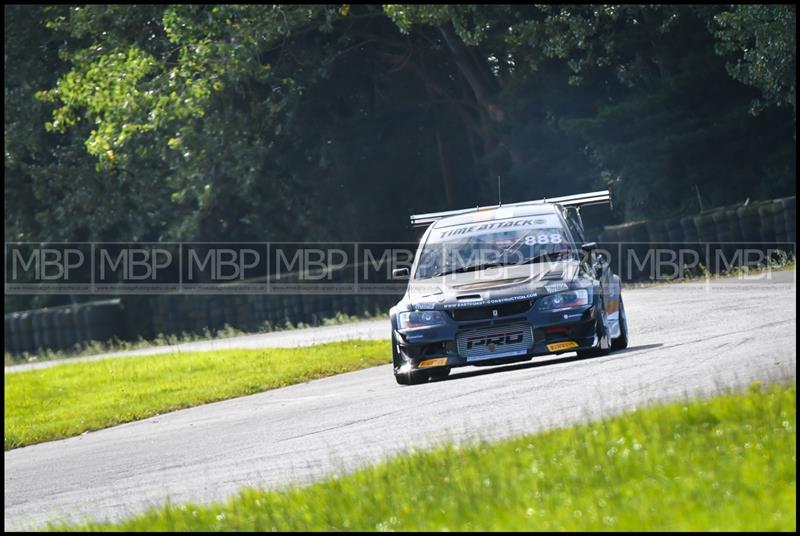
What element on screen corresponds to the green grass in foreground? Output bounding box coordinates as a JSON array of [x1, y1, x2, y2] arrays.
[[52, 382, 795, 532], [4, 339, 390, 450]]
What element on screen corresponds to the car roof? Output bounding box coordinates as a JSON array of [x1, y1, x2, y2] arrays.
[[432, 203, 561, 229]]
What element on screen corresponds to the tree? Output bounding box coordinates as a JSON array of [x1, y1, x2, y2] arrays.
[[712, 4, 796, 115], [4, 4, 796, 314]]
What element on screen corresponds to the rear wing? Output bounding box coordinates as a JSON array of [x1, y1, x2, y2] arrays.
[[409, 189, 612, 228]]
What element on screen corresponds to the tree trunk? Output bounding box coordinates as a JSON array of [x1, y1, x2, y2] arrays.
[[438, 23, 525, 183], [433, 126, 455, 207]]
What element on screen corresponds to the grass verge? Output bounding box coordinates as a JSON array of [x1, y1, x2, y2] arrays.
[[50, 382, 796, 532], [4, 339, 390, 450]]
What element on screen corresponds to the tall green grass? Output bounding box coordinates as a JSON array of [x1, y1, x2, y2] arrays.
[[4, 339, 390, 450], [52, 382, 795, 532]]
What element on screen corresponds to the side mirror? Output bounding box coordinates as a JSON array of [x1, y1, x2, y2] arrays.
[[392, 267, 410, 279], [580, 242, 604, 275]]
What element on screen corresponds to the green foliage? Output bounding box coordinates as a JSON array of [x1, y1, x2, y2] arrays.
[[4, 339, 390, 449], [381, 5, 796, 219], [4, 5, 797, 308], [712, 5, 796, 114], [50, 383, 796, 531]]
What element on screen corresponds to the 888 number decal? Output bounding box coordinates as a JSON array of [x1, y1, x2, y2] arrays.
[[524, 233, 563, 246]]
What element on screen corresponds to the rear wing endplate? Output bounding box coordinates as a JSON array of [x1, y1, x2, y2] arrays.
[[409, 189, 611, 228]]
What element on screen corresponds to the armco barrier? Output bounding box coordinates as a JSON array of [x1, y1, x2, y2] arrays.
[[4, 196, 796, 356], [4, 291, 397, 356], [782, 196, 796, 242], [5, 300, 125, 356], [598, 196, 795, 280]]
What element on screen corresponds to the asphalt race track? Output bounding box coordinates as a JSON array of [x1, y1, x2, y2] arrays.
[[4, 271, 796, 530]]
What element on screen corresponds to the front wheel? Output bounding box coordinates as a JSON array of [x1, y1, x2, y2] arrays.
[[392, 330, 432, 385], [394, 369, 431, 385], [577, 307, 611, 359], [611, 297, 629, 351]]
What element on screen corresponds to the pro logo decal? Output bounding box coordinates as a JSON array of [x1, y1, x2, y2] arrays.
[[466, 330, 525, 351]]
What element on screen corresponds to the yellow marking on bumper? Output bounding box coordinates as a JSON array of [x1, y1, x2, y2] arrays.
[[547, 341, 579, 352], [418, 357, 448, 368]]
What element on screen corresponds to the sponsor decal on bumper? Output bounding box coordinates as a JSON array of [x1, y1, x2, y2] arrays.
[[547, 341, 579, 352], [418, 357, 448, 368]]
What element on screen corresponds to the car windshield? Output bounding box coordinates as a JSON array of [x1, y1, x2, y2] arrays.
[[414, 214, 576, 279]]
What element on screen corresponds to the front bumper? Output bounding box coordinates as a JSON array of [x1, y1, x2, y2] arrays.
[[395, 304, 599, 369]]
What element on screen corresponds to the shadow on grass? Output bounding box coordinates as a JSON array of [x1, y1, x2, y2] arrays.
[[434, 343, 665, 383]]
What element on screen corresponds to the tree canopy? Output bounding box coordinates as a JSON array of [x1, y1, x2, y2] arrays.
[[4, 4, 796, 310]]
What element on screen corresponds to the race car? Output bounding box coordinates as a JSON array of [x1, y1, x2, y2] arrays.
[[389, 189, 628, 385]]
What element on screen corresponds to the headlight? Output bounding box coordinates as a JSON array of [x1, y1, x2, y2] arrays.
[[535, 289, 589, 311], [398, 310, 448, 329]]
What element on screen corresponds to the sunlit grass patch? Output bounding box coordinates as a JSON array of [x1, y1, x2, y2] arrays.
[[4, 339, 390, 450]]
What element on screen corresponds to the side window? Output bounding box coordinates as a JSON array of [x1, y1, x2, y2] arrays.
[[564, 212, 584, 245]]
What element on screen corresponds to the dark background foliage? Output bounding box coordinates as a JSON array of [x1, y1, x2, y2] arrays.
[[5, 4, 796, 312]]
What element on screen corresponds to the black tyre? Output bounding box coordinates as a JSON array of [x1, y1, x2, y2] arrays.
[[391, 329, 402, 371], [392, 330, 431, 385], [611, 297, 629, 351], [394, 368, 431, 385], [577, 307, 611, 359]]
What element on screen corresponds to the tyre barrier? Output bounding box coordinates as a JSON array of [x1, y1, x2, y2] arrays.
[[629, 220, 651, 279], [679, 215, 698, 245], [693, 211, 718, 243], [6, 315, 17, 355], [781, 196, 796, 243], [758, 202, 776, 244], [5, 196, 795, 356], [20, 312, 35, 354], [678, 215, 702, 269], [711, 209, 733, 243], [85, 301, 125, 345], [589, 196, 795, 283], [694, 210, 722, 273], [712, 208, 738, 264], [29, 312, 43, 354], [222, 298, 238, 330], [664, 217, 684, 246], [53, 308, 68, 351], [645, 218, 669, 243], [41, 312, 55, 352], [726, 208, 744, 243], [737, 203, 761, 243], [600, 220, 650, 279], [771, 199, 788, 243], [252, 296, 267, 330], [6, 300, 125, 355]]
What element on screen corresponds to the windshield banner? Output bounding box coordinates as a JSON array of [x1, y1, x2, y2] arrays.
[[429, 214, 562, 243]]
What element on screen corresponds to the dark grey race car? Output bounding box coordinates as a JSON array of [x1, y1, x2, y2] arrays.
[[389, 190, 628, 385]]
